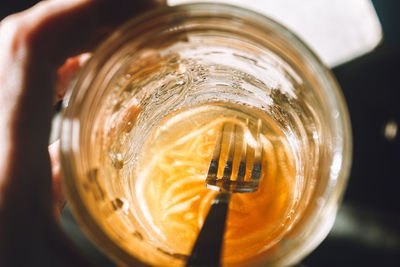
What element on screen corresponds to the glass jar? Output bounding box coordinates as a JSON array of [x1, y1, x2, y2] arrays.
[[60, 3, 352, 267]]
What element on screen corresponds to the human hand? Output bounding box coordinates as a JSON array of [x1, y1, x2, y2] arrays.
[[0, 0, 164, 266]]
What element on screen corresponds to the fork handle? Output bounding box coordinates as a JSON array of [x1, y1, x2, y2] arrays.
[[186, 191, 231, 267]]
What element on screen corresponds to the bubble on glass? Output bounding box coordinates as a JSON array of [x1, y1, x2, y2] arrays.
[[110, 152, 124, 169], [133, 230, 144, 241], [176, 63, 186, 74], [111, 198, 129, 213]]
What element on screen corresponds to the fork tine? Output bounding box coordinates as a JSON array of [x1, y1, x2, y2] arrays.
[[205, 123, 227, 191], [207, 124, 223, 182], [250, 119, 263, 182], [221, 123, 235, 190], [236, 119, 248, 182]]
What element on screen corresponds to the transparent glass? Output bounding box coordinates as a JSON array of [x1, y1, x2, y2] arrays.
[[60, 3, 352, 267]]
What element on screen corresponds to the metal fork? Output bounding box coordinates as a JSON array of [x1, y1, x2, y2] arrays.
[[186, 120, 263, 267]]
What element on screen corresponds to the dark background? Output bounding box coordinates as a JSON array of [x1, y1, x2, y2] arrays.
[[1, 0, 400, 266]]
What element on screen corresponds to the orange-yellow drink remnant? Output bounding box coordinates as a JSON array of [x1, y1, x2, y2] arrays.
[[134, 103, 298, 265]]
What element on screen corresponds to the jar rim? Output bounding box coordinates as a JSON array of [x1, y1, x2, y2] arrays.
[[61, 3, 352, 266]]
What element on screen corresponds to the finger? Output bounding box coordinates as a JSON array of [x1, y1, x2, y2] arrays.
[[55, 53, 91, 104], [0, 0, 165, 226], [48, 140, 65, 219]]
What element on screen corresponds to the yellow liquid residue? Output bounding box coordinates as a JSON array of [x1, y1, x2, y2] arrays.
[[133, 103, 297, 265]]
